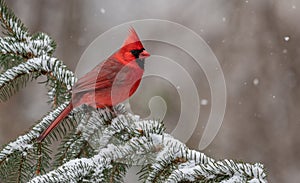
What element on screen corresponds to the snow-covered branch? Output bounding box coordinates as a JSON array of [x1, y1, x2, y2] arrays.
[[28, 111, 267, 183], [29, 136, 152, 183], [0, 34, 55, 57], [0, 55, 77, 101], [0, 102, 69, 164], [0, 0, 29, 41]]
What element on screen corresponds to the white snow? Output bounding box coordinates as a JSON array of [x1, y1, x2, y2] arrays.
[[253, 78, 259, 85], [220, 175, 244, 183], [201, 99, 208, 106], [27, 109, 267, 183], [282, 49, 288, 54], [284, 36, 290, 42], [100, 8, 106, 14]]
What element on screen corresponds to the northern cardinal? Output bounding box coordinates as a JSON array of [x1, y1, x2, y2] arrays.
[[37, 28, 150, 142]]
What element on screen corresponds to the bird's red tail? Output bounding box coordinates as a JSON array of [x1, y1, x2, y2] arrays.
[[37, 104, 73, 142]]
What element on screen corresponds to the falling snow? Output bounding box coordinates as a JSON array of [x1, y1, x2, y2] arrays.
[[253, 78, 260, 85], [284, 36, 290, 42], [201, 99, 208, 106], [283, 49, 288, 54], [100, 8, 106, 14]]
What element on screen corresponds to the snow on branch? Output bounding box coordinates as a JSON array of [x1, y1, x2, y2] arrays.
[[0, 55, 77, 101], [0, 102, 69, 164], [0, 0, 29, 41], [36, 56, 77, 90], [165, 157, 266, 182], [28, 135, 152, 183], [28, 111, 267, 183], [0, 34, 55, 57]]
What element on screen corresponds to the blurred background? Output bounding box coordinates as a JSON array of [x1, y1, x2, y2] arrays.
[[1, 0, 300, 182]]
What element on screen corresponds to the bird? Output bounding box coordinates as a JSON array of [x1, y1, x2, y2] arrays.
[[37, 28, 150, 142]]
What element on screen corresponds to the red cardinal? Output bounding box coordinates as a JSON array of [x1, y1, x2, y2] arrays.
[[37, 28, 150, 141]]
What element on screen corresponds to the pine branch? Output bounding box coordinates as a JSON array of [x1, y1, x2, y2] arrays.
[[0, 0, 55, 59], [0, 53, 24, 71], [0, 0, 58, 104], [0, 56, 76, 102], [28, 135, 151, 183], [0, 0, 29, 41], [0, 102, 69, 164], [27, 112, 267, 183], [0, 36, 54, 58]]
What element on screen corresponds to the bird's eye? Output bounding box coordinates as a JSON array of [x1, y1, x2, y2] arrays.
[[130, 48, 145, 58], [130, 50, 140, 58]]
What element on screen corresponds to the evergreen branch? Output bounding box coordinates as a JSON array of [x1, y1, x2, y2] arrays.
[[36, 56, 77, 90], [0, 53, 24, 71], [0, 102, 69, 164], [96, 114, 136, 149], [28, 112, 267, 183], [33, 142, 52, 176], [28, 136, 151, 183], [165, 158, 266, 182], [0, 35, 55, 58], [53, 132, 82, 168], [31, 32, 56, 56], [0, 56, 76, 101], [16, 154, 25, 183], [108, 163, 128, 183], [77, 106, 116, 142], [52, 107, 122, 168], [28, 157, 94, 183], [142, 133, 266, 183], [35, 143, 42, 176], [0, 69, 37, 101], [0, 144, 49, 183], [0, 0, 29, 41], [0, 152, 25, 183]]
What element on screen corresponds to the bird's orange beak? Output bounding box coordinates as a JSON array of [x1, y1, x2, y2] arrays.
[[140, 50, 150, 58]]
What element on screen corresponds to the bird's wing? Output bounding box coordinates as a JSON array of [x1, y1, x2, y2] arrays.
[[72, 58, 123, 94]]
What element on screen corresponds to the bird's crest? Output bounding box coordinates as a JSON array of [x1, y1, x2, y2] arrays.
[[122, 27, 143, 49]]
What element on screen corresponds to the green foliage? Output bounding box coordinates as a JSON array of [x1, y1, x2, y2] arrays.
[[0, 70, 40, 102], [0, 0, 28, 40], [0, 53, 24, 71], [102, 163, 129, 183], [0, 142, 52, 183], [53, 126, 96, 168]]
